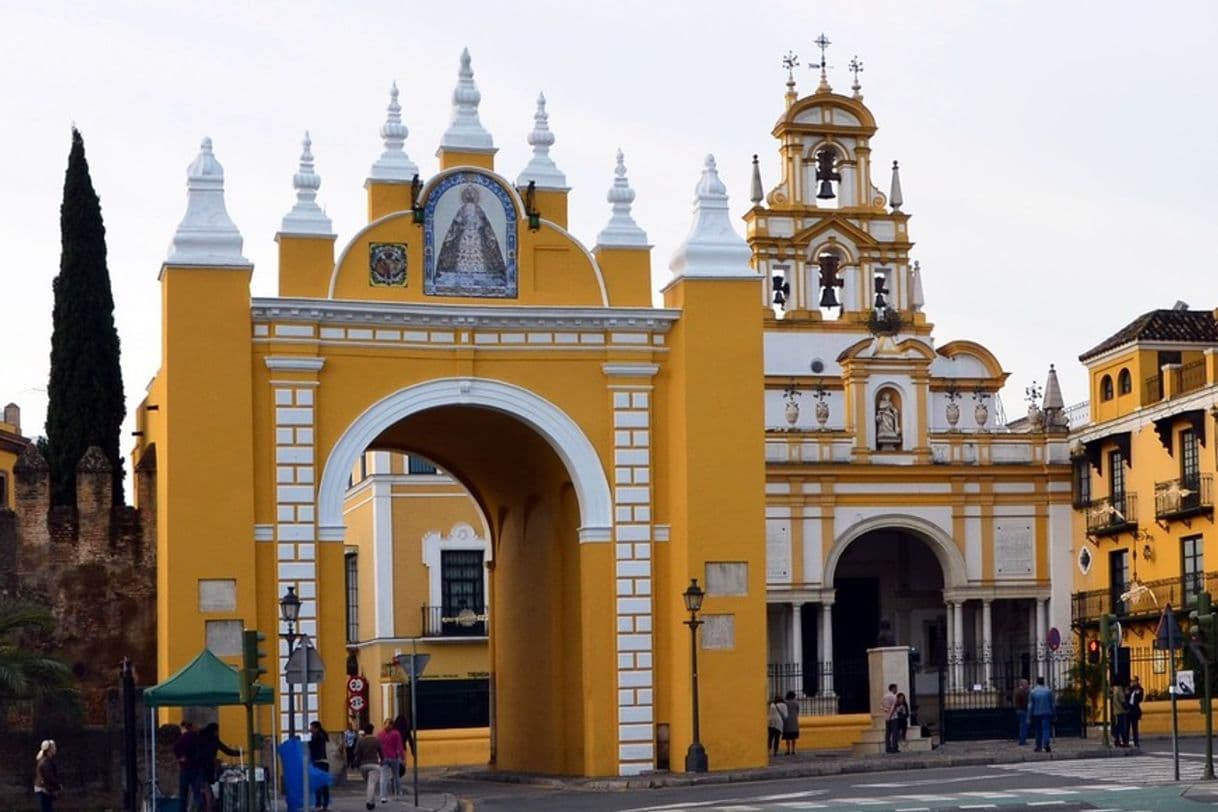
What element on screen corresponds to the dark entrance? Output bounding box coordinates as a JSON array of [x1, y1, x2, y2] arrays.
[[833, 576, 879, 713]]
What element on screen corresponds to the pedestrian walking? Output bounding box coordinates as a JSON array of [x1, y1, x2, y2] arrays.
[[895, 692, 910, 744], [881, 683, 900, 753], [394, 712, 415, 761], [766, 695, 786, 756], [34, 740, 61, 812], [343, 723, 358, 770], [173, 721, 198, 812], [1111, 681, 1129, 747], [353, 723, 382, 811], [377, 718, 405, 801], [1013, 678, 1030, 745], [1027, 676, 1055, 753], [1126, 675, 1144, 747], [194, 723, 239, 812], [308, 721, 331, 812], [782, 691, 800, 755]]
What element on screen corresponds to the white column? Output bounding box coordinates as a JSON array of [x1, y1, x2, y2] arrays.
[[820, 602, 835, 696], [982, 600, 993, 687], [791, 602, 804, 669], [953, 600, 965, 690], [371, 477, 396, 639], [944, 600, 956, 690]]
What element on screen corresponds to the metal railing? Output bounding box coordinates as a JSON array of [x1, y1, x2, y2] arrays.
[[420, 605, 487, 638], [1072, 571, 1218, 624], [1155, 474, 1213, 520], [1144, 374, 1162, 403], [1084, 493, 1138, 536], [1181, 359, 1208, 395], [767, 660, 868, 715]]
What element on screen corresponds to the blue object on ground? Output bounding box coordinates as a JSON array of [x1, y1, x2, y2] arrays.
[[278, 738, 333, 812]]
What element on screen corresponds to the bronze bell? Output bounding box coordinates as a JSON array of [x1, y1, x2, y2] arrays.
[[814, 147, 841, 200], [819, 286, 839, 308], [772, 274, 790, 308], [816, 179, 836, 199]]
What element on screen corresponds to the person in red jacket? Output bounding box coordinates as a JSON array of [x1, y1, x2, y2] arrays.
[[377, 718, 405, 802]]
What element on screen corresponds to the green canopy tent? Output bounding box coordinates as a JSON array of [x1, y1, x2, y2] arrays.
[[144, 649, 274, 807]]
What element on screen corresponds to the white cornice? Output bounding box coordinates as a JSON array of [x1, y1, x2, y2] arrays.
[[251, 298, 681, 333], [603, 363, 660, 378], [1071, 384, 1218, 444], [265, 356, 326, 372]]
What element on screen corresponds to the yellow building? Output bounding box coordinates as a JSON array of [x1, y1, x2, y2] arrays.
[[135, 50, 767, 777], [342, 450, 491, 739], [1070, 306, 1218, 693], [0, 403, 29, 508], [749, 61, 1074, 732]]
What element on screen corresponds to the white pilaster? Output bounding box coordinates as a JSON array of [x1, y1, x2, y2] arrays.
[[953, 600, 965, 690], [791, 602, 803, 670], [1035, 598, 1048, 671], [371, 477, 395, 639]]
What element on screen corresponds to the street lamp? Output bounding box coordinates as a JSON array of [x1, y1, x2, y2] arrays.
[[682, 578, 708, 773], [279, 586, 301, 738]]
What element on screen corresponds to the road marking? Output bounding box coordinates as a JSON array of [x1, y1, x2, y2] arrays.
[[856, 774, 1000, 788], [958, 806, 997, 810], [1027, 803, 1068, 808]]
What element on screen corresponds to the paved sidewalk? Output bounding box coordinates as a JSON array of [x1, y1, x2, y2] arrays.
[[448, 735, 1144, 791], [323, 773, 459, 812]]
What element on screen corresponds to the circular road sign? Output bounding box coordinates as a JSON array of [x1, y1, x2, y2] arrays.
[[1047, 627, 1061, 652]]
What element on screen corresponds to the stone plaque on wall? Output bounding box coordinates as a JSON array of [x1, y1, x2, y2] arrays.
[[701, 614, 735, 650], [766, 520, 791, 582], [706, 562, 748, 596], [205, 619, 244, 656], [198, 579, 237, 612], [995, 521, 1034, 578]]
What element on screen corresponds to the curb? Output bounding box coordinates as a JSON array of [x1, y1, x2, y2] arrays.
[[452, 746, 1147, 792]]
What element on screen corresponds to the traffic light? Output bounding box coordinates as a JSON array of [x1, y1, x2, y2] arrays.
[[239, 629, 268, 704], [1087, 638, 1101, 665]]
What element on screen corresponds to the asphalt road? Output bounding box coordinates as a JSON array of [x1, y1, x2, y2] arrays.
[[441, 739, 1218, 812]]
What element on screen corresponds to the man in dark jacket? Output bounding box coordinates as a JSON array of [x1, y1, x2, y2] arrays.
[[172, 721, 198, 812]]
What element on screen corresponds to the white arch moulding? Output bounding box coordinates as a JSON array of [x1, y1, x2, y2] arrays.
[[823, 513, 969, 590], [316, 377, 614, 543]]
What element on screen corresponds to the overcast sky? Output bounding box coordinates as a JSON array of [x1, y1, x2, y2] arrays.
[[3, 1, 1216, 452]]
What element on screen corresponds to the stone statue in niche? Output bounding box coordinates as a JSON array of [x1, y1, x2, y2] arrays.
[[876, 618, 896, 647], [875, 390, 902, 450]]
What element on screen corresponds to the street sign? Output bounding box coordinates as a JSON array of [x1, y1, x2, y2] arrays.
[[1155, 606, 1185, 650], [1047, 627, 1061, 652], [1177, 669, 1196, 697], [1112, 621, 1123, 646], [395, 653, 431, 680], [285, 635, 326, 684]]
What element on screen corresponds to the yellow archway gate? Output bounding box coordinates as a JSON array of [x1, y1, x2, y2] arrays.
[[135, 79, 767, 776]]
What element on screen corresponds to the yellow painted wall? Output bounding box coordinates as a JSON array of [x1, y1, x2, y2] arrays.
[[662, 276, 768, 772]]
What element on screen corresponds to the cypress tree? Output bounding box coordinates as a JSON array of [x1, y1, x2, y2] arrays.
[[46, 128, 125, 506]]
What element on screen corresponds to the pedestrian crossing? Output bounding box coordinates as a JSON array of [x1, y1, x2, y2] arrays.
[[995, 754, 1206, 784], [621, 782, 1151, 811]]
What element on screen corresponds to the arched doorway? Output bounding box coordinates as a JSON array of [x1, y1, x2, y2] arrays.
[[319, 380, 616, 775], [832, 528, 946, 714]]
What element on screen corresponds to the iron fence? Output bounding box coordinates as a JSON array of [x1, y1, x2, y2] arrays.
[[767, 660, 868, 715], [1073, 572, 1218, 625], [1084, 493, 1138, 536]]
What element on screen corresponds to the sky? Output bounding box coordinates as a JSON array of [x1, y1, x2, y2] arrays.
[[2, 1, 1216, 452]]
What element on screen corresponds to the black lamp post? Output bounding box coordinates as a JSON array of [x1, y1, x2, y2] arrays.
[[682, 578, 708, 773], [279, 586, 301, 738]]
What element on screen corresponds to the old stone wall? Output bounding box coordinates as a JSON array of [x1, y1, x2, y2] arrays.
[[1, 444, 157, 726]]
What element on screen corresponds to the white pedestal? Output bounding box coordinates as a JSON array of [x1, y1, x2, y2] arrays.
[[852, 645, 932, 755]]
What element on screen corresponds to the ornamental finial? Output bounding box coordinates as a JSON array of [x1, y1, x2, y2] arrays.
[[811, 33, 832, 93], [517, 91, 566, 189], [167, 137, 248, 266], [782, 50, 799, 107], [750, 154, 764, 206], [889, 160, 904, 212], [440, 47, 494, 152], [282, 130, 333, 235], [369, 81, 419, 181], [595, 149, 647, 248], [849, 55, 864, 99], [669, 154, 752, 279]]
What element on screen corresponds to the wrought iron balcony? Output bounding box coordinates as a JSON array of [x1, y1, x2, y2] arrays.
[[1154, 474, 1213, 522], [421, 605, 487, 638], [1084, 493, 1138, 537], [1072, 571, 1218, 625]]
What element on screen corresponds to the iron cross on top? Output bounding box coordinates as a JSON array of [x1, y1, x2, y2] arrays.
[[812, 33, 831, 69]]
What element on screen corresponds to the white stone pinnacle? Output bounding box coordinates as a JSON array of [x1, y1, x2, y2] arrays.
[[167, 137, 249, 267], [282, 131, 333, 235], [439, 48, 494, 153], [595, 149, 648, 248], [517, 92, 567, 190], [889, 160, 904, 212], [369, 81, 419, 182], [910, 260, 925, 312], [1043, 364, 1065, 411], [668, 155, 752, 279]]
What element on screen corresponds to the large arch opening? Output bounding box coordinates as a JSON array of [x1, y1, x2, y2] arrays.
[[322, 381, 616, 776], [832, 528, 945, 714]]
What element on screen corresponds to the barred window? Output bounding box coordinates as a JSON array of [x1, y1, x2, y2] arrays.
[[345, 552, 359, 643]]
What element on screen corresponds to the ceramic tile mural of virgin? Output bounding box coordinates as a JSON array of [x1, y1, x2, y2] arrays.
[[424, 171, 518, 297]]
